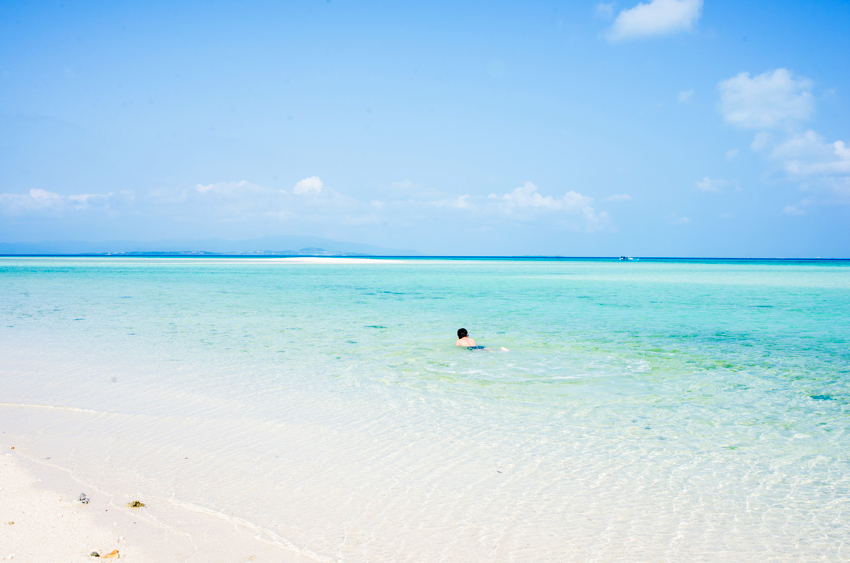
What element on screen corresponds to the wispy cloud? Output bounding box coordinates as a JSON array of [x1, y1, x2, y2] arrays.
[[67, 193, 111, 209], [695, 177, 737, 193], [595, 2, 615, 19], [189, 180, 270, 199], [605, 193, 633, 202], [1, 177, 619, 239], [431, 195, 475, 210], [677, 89, 694, 103], [668, 212, 691, 225], [391, 180, 416, 191], [0, 188, 112, 215], [605, 0, 702, 42]]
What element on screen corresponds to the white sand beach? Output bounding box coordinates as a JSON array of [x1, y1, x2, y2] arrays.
[[0, 445, 314, 563]]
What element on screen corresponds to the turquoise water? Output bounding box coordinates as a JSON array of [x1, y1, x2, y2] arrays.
[[1, 257, 849, 561]]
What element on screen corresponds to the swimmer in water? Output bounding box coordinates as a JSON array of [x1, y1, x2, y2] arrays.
[[455, 328, 509, 351]]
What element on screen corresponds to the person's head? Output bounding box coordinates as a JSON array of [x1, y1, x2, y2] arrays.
[[457, 328, 468, 339]]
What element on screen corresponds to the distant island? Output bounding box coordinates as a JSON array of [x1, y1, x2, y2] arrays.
[[93, 248, 377, 257]]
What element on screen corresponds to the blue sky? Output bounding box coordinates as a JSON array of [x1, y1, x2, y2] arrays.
[[1, 0, 848, 256]]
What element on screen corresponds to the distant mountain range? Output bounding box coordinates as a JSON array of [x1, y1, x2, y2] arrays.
[[0, 235, 422, 256]]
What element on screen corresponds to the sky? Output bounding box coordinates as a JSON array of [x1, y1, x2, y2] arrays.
[[1, 0, 848, 256]]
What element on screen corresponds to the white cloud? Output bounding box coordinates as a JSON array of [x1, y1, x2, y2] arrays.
[[783, 204, 806, 216], [1, 176, 621, 240], [695, 177, 735, 193], [293, 176, 324, 195], [0, 188, 112, 215], [718, 69, 814, 129], [486, 182, 610, 232], [187, 180, 271, 201], [770, 131, 850, 176], [420, 183, 614, 231], [605, 193, 633, 202], [678, 89, 694, 103], [67, 193, 112, 209], [28, 188, 64, 206], [0, 188, 63, 213], [749, 130, 850, 205], [146, 178, 368, 228], [581, 207, 613, 232], [606, 0, 702, 42], [725, 149, 739, 159], [717, 69, 848, 208], [488, 182, 593, 213]]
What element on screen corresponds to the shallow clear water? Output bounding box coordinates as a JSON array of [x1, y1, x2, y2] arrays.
[[1, 257, 849, 561]]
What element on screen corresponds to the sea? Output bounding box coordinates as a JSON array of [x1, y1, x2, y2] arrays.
[[1, 256, 848, 562]]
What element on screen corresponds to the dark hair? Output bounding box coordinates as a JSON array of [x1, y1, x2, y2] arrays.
[[457, 328, 468, 338]]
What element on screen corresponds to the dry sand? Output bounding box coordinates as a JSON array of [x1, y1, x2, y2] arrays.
[[0, 452, 151, 562], [0, 446, 315, 563]]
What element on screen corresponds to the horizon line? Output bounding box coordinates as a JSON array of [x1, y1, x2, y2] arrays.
[[1, 254, 848, 261]]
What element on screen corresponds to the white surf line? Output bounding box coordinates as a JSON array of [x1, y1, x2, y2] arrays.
[[0, 402, 105, 416], [166, 498, 339, 563]]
